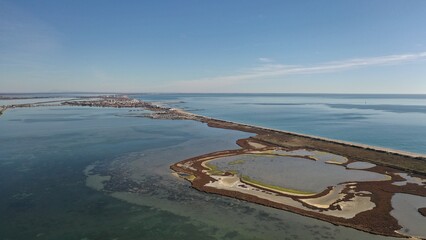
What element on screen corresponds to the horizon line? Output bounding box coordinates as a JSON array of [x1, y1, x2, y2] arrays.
[[1, 91, 426, 95]]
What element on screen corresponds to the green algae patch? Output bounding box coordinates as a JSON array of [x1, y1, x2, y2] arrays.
[[185, 175, 196, 181], [240, 175, 315, 196], [205, 162, 226, 175], [228, 159, 246, 165], [226, 170, 239, 175]]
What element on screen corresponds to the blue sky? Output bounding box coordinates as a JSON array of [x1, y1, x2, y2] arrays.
[[1, 0, 426, 93]]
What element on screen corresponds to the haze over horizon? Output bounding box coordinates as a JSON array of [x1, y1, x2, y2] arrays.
[[1, 1, 426, 94]]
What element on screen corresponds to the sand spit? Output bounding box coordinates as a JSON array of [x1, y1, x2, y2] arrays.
[[68, 96, 426, 238], [64, 96, 426, 172], [84, 96, 426, 175]]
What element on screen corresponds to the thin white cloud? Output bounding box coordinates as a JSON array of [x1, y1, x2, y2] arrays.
[[165, 52, 426, 92], [258, 57, 274, 63]]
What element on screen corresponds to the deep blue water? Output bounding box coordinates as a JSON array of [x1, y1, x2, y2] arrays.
[[134, 93, 426, 154]]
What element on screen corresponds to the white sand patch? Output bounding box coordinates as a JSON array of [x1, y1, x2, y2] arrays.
[[207, 176, 375, 219], [325, 160, 345, 165], [206, 176, 305, 209], [179, 162, 197, 171], [247, 141, 267, 149], [323, 194, 375, 219], [215, 175, 240, 186], [301, 185, 346, 209]]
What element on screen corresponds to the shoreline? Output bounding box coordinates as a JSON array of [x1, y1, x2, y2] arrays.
[[24, 96, 426, 238], [60, 96, 426, 175], [201, 117, 426, 175], [208, 117, 426, 159], [170, 138, 425, 239]]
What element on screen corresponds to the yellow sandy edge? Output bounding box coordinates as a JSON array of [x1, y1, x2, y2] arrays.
[[384, 175, 393, 181], [325, 160, 346, 165], [201, 155, 316, 196], [186, 175, 196, 181], [200, 151, 336, 196], [204, 162, 226, 175], [172, 171, 196, 181], [240, 175, 317, 197]]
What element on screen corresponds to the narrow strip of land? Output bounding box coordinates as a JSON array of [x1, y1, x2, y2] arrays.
[[63, 95, 426, 175], [203, 117, 426, 175]]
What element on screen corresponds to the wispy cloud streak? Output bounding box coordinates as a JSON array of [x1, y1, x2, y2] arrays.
[[258, 57, 274, 63], [166, 52, 426, 92]]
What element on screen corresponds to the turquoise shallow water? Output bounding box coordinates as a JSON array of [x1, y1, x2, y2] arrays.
[[135, 93, 426, 154], [0, 104, 401, 240]]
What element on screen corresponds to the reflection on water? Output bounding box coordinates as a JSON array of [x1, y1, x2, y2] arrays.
[[134, 93, 426, 154], [0, 106, 399, 239], [391, 193, 426, 239], [209, 154, 387, 193], [347, 161, 376, 169]]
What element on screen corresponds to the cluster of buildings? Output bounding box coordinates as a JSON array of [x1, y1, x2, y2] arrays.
[[63, 97, 156, 109], [63, 96, 202, 121]]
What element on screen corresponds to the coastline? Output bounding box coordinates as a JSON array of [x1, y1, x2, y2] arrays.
[[138, 98, 424, 238], [60, 96, 426, 175], [137, 100, 426, 175], [14, 95, 426, 238]]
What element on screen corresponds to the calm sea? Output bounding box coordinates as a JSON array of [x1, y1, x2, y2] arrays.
[[1, 93, 422, 239], [135, 93, 426, 154]]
